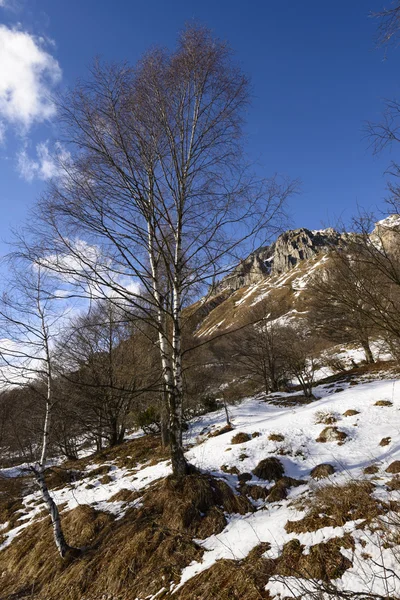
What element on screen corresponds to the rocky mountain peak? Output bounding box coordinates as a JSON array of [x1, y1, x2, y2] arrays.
[[213, 226, 344, 294]]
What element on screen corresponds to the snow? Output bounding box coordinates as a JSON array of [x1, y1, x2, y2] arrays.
[[375, 214, 400, 229], [2, 359, 400, 597], [175, 376, 400, 595]]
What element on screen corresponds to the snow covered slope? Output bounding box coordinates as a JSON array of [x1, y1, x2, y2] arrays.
[[1, 362, 400, 599]]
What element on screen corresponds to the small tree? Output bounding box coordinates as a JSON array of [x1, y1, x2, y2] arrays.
[[231, 301, 290, 394], [0, 258, 75, 558], [55, 300, 144, 449], [306, 252, 378, 364], [281, 324, 321, 398]]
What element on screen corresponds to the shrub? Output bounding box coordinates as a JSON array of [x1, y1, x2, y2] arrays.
[[135, 406, 161, 434]]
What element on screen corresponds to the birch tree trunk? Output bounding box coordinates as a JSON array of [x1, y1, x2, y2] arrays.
[[33, 285, 73, 558], [33, 464, 70, 558]]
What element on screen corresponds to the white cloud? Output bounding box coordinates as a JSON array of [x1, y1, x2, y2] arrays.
[[0, 25, 61, 133], [17, 140, 58, 181], [16, 140, 71, 182]]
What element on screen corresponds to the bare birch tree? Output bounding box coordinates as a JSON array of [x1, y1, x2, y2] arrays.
[[0, 258, 74, 558], [28, 26, 296, 476]]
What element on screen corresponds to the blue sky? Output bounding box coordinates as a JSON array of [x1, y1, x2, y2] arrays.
[[0, 0, 398, 255]]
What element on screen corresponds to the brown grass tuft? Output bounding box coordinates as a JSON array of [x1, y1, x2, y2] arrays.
[[268, 433, 285, 442], [238, 472, 252, 483], [363, 464, 380, 475], [310, 463, 335, 480], [231, 432, 251, 444], [98, 474, 113, 485], [314, 410, 339, 425], [0, 504, 114, 599], [253, 457, 284, 481], [276, 535, 354, 581], [221, 464, 240, 475], [343, 409, 360, 417], [316, 426, 347, 443], [285, 481, 378, 534], [0, 475, 27, 530], [387, 477, 400, 491], [386, 461, 400, 474], [380, 437, 392, 447], [267, 477, 305, 503], [83, 433, 169, 471], [145, 473, 253, 539], [374, 400, 393, 407], [210, 424, 234, 437], [239, 482, 269, 501]]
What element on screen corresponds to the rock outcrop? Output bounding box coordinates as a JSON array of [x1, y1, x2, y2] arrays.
[[213, 227, 344, 293], [262, 227, 342, 275]]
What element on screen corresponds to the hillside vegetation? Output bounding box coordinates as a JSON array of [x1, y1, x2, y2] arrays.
[[2, 349, 400, 599]]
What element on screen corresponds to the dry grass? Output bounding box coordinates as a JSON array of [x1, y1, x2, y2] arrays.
[[387, 477, 400, 491], [174, 542, 274, 600], [44, 466, 83, 491], [285, 481, 378, 534], [231, 432, 251, 444], [276, 535, 354, 581], [363, 464, 380, 475], [0, 472, 254, 600], [210, 424, 233, 437], [239, 482, 269, 501], [267, 477, 305, 502], [374, 400, 393, 407], [175, 533, 355, 597], [380, 437, 392, 447], [268, 433, 285, 442], [240, 475, 304, 504], [269, 394, 315, 407], [238, 472, 252, 483], [0, 505, 115, 599], [107, 488, 141, 503], [316, 426, 347, 443], [145, 473, 253, 539], [0, 475, 28, 532], [314, 410, 339, 425], [221, 464, 240, 475], [343, 409, 360, 417], [85, 464, 110, 478], [68, 434, 170, 473], [310, 463, 335, 479], [252, 457, 284, 481], [386, 461, 400, 474], [98, 474, 113, 485]]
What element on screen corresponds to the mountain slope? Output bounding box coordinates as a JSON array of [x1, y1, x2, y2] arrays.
[[1, 359, 400, 599]]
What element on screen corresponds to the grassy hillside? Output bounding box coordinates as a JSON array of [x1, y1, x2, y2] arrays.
[[1, 354, 400, 599]]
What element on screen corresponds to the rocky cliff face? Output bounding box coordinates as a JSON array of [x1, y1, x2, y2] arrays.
[[213, 227, 344, 294]]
